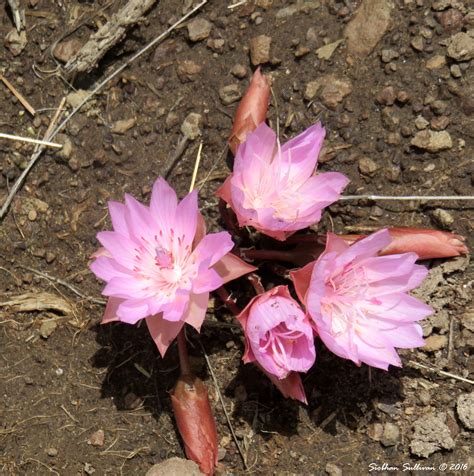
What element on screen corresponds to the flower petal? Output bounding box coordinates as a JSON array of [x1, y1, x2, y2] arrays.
[[146, 313, 183, 357]]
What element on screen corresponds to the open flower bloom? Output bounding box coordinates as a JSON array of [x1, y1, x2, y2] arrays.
[[339, 227, 468, 260], [291, 230, 433, 370], [237, 286, 316, 380], [217, 122, 349, 240], [90, 177, 256, 356]]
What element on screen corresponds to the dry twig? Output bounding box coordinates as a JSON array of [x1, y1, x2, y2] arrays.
[[0, 74, 35, 116], [7, 0, 24, 32]]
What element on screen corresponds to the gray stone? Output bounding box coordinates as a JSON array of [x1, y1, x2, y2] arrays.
[[358, 156, 379, 176], [219, 84, 241, 105], [39, 320, 57, 339], [181, 113, 202, 140], [53, 39, 82, 63], [447, 32, 474, 62], [325, 462, 343, 476], [187, 18, 212, 42], [431, 208, 454, 229], [414, 115, 429, 130], [423, 334, 448, 352], [250, 35, 271, 65], [146, 457, 202, 476], [381, 423, 400, 447], [456, 393, 474, 430], [411, 130, 453, 152], [410, 413, 455, 458], [344, 0, 393, 56]]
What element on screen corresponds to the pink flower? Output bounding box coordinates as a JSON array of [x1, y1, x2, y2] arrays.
[[217, 122, 349, 240], [291, 230, 433, 370], [237, 286, 316, 380], [90, 178, 256, 356]]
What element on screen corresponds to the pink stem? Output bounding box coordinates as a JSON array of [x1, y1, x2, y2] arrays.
[[247, 273, 265, 294], [177, 328, 191, 376]]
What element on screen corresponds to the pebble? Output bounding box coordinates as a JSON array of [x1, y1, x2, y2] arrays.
[[165, 112, 179, 130], [250, 35, 272, 65], [325, 462, 343, 476], [316, 39, 343, 60], [367, 422, 384, 441], [217, 447, 227, 461], [381, 423, 400, 447], [56, 134, 74, 160], [431, 115, 450, 130], [53, 39, 82, 63], [410, 413, 455, 458], [219, 84, 241, 105], [88, 429, 105, 447], [187, 17, 212, 42], [411, 36, 425, 51], [231, 64, 247, 78], [414, 115, 429, 130], [431, 208, 454, 229], [447, 32, 474, 62], [28, 209, 37, 221], [45, 251, 56, 264], [450, 64, 462, 78], [176, 60, 202, 82], [46, 447, 58, 457], [305, 75, 352, 110], [111, 118, 136, 135], [344, 0, 393, 56], [425, 55, 446, 69], [358, 156, 379, 176], [456, 393, 474, 430], [438, 8, 464, 33], [146, 457, 202, 476], [381, 49, 399, 63], [40, 320, 57, 339], [207, 38, 224, 53], [84, 463, 95, 475], [181, 113, 202, 140], [431, 100, 448, 115], [411, 130, 453, 152], [4, 29, 27, 56], [423, 334, 448, 351], [376, 86, 396, 106]]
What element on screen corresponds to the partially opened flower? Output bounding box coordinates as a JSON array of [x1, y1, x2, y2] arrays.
[[339, 227, 468, 260], [291, 230, 433, 370], [217, 122, 349, 240], [237, 286, 316, 380], [90, 177, 256, 356]]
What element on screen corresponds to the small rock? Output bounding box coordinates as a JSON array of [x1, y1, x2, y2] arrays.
[[325, 462, 343, 476], [381, 49, 399, 63], [431, 100, 448, 115], [450, 64, 462, 78], [250, 35, 271, 65], [459, 309, 474, 332], [358, 156, 378, 176], [376, 86, 396, 105], [426, 55, 446, 70], [431, 208, 454, 229], [187, 17, 212, 42], [431, 115, 450, 130], [381, 423, 400, 447], [456, 393, 474, 430], [88, 429, 105, 447], [176, 60, 202, 82], [46, 447, 58, 457], [207, 38, 224, 53], [316, 39, 343, 60], [28, 209, 37, 221], [111, 118, 136, 135], [411, 130, 452, 152], [53, 39, 82, 63], [447, 32, 474, 61], [66, 89, 90, 109], [438, 8, 464, 32], [5, 29, 27, 56], [165, 112, 179, 130], [55, 134, 74, 160], [146, 457, 202, 476], [411, 36, 425, 51], [367, 422, 384, 441], [410, 413, 455, 458], [217, 448, 226, 461], [423, 334, 448, 351], [45, 251, 56, 264], [219, 84, 241, 105], [181, 113, 202, 140], [231, 64, 247, 78], [84, 463, 95, 475], [295, 45, 310, 58], [414, 115, 429, 130], [40, 320, 57, 339], [344, 0, 393, 56]]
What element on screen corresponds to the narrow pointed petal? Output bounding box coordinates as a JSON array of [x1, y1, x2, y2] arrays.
[[213, 253, 257, 284], [146, 313, 183, 357]]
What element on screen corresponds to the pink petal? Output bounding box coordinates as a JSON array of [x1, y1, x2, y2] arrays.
[[361, 253, 419, 283], [116, 299, 150, 324], [262, 367, 307, 404], [102, 297, 122, 324], [215, 176, 233, 206], [90, 256, 131, 282], [213, 253, 257, 285], [150, 177, 178, 236], [365, 293, 433, 322], [146, 313, 184, 357], [192, 268, 223, 294], [324, 233, 350, 254], [290, 261, 315, 304], [124, 194, 156, 242], [380, 323, 424, 349], [182, 292, 209, 332], [174, 190, 198, 248], [162, 292, 190, 322], [193, 232, 234, 269], [108, 201, 129, 236], [97, 231, 138, 269], [103, 276, 149, 299]]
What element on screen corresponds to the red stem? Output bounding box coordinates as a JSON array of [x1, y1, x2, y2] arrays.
[[242, 248, 297, 263], [247, 273, 265, 294], [219, 199, 247, 240], [284, 234, 322, 245], [177, 328, 191, 376], [215, 286, 242, 317]]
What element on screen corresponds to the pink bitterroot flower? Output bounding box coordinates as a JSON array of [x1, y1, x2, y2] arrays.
[[217, 122, 349, 241], [90, 178, 255, 356], [291, 230, 433, 370], [237, 286, 316, 380]]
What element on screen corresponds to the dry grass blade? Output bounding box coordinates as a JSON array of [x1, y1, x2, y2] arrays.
[[0, 132, 61, 149], [0, 292, 73, 315], [0, 74, 35, 116]]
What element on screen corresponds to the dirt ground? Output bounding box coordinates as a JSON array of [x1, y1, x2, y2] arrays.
[[1, 0, 473, 475]]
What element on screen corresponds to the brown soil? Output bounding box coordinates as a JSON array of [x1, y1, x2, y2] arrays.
[[1, 1, 473, 475]]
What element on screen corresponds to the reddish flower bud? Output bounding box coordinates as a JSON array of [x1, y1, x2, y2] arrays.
[[171, 374, 218, 475], [228, 67, 270, 155], [340, 227, 468, 260]]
